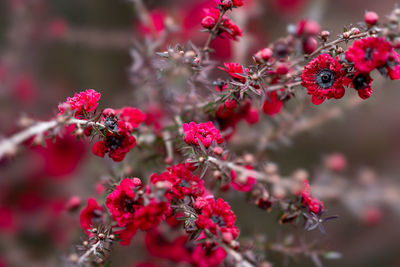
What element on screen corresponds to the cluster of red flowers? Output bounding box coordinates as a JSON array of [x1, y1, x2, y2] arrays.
[[150, 164, 205, 200], [301, 37, 400, 105], [201, 8, 243, 41], [300, 180, 324, 214], [220, 62, 284, 116], [58, 89, 101, 117], [183, 121, 224, 148], [195, 197, 239, 243], [105, 178, 169, 245], [192, 241, 227, 267], [92, 107, 145, 162], [143, 230, 227, 267]]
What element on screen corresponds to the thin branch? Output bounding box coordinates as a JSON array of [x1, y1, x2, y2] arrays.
[[0, 118, 105, 160]]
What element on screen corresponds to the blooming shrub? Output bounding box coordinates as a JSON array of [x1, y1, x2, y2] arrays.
[[2, 1, 400, 266]]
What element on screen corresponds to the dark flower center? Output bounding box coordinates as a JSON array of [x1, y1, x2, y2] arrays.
[[316, 69, 336, 89], [211, 215, 226, 227], [364, 48, 374, 61], [121, 198, 136, 213], [179, 179, 191, 188], [353, 74, 368, 90], [105, 116, 118, 132], [106, 136, 123, 151], [273, 42, 289, 59]]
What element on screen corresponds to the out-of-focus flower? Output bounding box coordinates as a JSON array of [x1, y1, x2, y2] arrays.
[[262, 91, 283, 115], [80, 198, 103, 235], [230, 165, 256, 192], [300, 180, 324, 214], [191, 242, 227, 267]]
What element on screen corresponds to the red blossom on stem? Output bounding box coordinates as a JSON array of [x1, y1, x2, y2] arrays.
[[230, 165, 256, 192], [58, 89, 101, 117], [301, 54, 346, 105], [150, 164, 205, 200], [79, 198, 103, 235], [92, 121, 137, 162], [300, 180, 324, 214], [195, 197, 239, 242], [191, 242, 227, 267], [183, 121, 224, 148]]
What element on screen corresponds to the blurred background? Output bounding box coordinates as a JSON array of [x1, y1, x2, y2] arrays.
[[1, 0, 400, 266]]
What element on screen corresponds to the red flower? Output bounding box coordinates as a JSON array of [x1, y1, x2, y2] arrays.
[[106, 178, 143, 227], [183, 121, 224, 148], [262, 91, 283, 115], [115, 222, 138, 246], [201, 8, 242, 41], [219, 62, 246, 83], [191, 242, 227, 267], [103, 107, 145, 131], [214, 0, 244, 8], [0, 207, 17, 233], [201, 8, 220, 29], [137, 10, 165, 38], [150, 164, 205, 200], [58, 89, 101, 117], [230, 166, 256, 192], [80, 198, 103, 235], [220, 18, 243, 41], [133, 200, 169, 231], [296, 20, 320, 36], [300, 180, 324, 214], [195, 198, 239, 241], [345, 37, 393, 73], [144, 230, 191, 263], [92, 121, 136, 162], [344, 72, 373, 100], [106, 178, 168, 232], [301, 54, 346, 105]]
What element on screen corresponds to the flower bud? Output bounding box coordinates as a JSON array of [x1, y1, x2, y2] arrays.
[[213, 146, 224, 155], [303, 37, 318, 54], [276, 63, 290, 75], [364, 11, 378, 26], [320, 30, 330, 41], [201, 16, 216, 29]]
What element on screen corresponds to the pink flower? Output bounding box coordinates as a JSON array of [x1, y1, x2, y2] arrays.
[[80, 198, 103, 235], [300, 180, 324, 214], [201, 8, 242, 41], [183, 121, 224, 148], [58, 89, 101, 117], [230, 166, 256, 192], [219, 62, 246, 83]]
